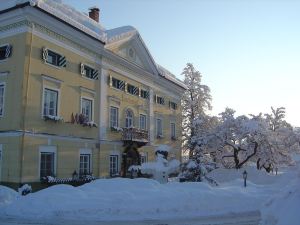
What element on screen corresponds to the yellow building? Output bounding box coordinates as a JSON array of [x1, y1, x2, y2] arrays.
[[0, 1, 186, 189]]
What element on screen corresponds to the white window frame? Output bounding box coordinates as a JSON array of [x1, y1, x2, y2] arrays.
[[110, 155, 119, 176], [156, 118, 163, 137], [170, 122, 176, 138], [41, 86, 60, 118], [0, 82, 6, 117], [80, 63, 98, 81], [79, 148, 92, 175], [110, 106, 119, 128], [140, 152, 148, 164], [38, 146, 57, 179], [139, 114, 147, 130], [80, 96, 94, 122], [43, 48, 66, 69], [125, 109, 134, 128]]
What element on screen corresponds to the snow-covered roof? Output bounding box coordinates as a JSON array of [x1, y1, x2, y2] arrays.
[[1, 0, 107, 43], [106, 26, 137, 43], [157, 64, 187, 89]]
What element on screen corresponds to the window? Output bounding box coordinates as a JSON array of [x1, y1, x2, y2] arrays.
[[140, 89, 149, 99], [43, 88, 58, 116], [79, 154, 91, 175], [110, 155, 119, 176], [110, 106, 119, 128], [80, 63, 99, 80], [140, 153, 148, 164], [81, 98, 93, 121], [127, 84, 139, 96], [40, 152, 55, 178], [171, 123, 176, 139], [169, 101, 178, 110], [0, 84, 5, 117], [156, 118, 163, 137], [0, 44, 12, 60], [112, 77, 125, 90], [140, 114, 147, 130], [42, 48, 66, 67], [156, 95, 165, 105], [125, 109, 134, 128]]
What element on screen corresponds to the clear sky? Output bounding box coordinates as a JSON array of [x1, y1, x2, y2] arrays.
[[64, 0, 300, 127]]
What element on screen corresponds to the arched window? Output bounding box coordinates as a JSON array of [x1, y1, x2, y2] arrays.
[[125, 109, 134, 128]]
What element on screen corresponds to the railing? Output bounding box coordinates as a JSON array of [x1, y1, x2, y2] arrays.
[[122, 127, 149, 143]]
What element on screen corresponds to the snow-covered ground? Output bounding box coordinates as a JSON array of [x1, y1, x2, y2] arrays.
[[0, 155, 299, 225]]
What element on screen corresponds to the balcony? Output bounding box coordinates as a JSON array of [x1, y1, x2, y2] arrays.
[[122, 127, 149, 145]]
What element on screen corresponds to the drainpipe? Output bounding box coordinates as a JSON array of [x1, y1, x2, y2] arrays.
[[20, 22, 34, 184]]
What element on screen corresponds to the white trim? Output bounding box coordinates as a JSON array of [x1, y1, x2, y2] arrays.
[[109, 106, 119, 128], [80, 86, 96, 96], [41, 74, 63, 85], [139, 114, 147, 130], [0, 144, 2, 182], [79, 148, 92, 175], [38, 145, 57, 179], [0, 82, 6, 117], [156, 117, 163, 137], [80, 96, 95, 121], [41, 85, 61, 119]]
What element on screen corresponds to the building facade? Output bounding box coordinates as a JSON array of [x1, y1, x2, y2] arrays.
[[0, 1, 186, 189]]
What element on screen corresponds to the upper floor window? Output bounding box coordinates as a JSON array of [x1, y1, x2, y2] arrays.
[[0, 44, 12, 60], [80, 63, 99, 80], [81, 98, 93, 122], [43, 88, 58, 116], [155, 95, 165, 105], [156, 118, 163, 137], [140, 89, 149, 99], [125, 109, 134, 128], [0, 83, 5, 117], [110, 106, 119, 128], [171, 122, 176, 139], [42, 48, 66, 68], [127, 84, 139, 96], [169, 101, 178, 110], [139, 114, 147, 130], [111, 77, 125, 90]]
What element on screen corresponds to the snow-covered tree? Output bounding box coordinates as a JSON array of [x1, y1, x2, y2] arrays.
[[181, 63, 212, 158]]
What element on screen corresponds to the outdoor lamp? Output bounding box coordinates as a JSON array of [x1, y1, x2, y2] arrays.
[[243, 170, 247, 187]]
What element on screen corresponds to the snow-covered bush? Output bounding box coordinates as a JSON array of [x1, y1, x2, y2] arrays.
[[83, 121, 98, 128], [18, 184, 32, 196], [111, 126, 123, 132]]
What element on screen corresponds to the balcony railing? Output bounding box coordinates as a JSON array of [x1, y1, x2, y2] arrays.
[[122, 127, 149, 143]]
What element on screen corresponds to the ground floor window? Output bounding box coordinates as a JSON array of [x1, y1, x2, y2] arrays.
[[79, 154, 91, 175], [110, 155, 119, 176], [141, 153, 148, 164], [40, 152, 55, 178]]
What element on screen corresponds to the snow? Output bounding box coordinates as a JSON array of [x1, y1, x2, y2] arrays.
[[0, 0, 107, 43], [0, 156, 299, 224]]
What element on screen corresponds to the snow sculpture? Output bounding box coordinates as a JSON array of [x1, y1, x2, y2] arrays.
[[140, 145, 180, 183]]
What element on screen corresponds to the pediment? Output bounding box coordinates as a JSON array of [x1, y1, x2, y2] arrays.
[[106, 34, 159, 75]]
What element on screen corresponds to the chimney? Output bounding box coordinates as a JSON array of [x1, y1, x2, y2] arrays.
[[89, 7, 100, 22]]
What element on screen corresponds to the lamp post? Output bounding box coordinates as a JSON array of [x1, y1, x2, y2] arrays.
[[243, 170, 247, 187]]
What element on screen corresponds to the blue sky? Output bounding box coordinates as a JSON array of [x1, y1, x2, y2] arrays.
[[64, 0, 300, 127]]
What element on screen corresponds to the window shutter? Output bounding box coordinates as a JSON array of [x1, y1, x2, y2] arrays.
[[58, 55, 66, 67], [5, 45, 12, 58], [145, 91, 149, 99], [92, 69, 99, 80], [80, 63, 85, 75], [42, 47, 48, 62], [119, 81, 125, 90], [133, 86, 138, 95], [138, 88, 141, 97]]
